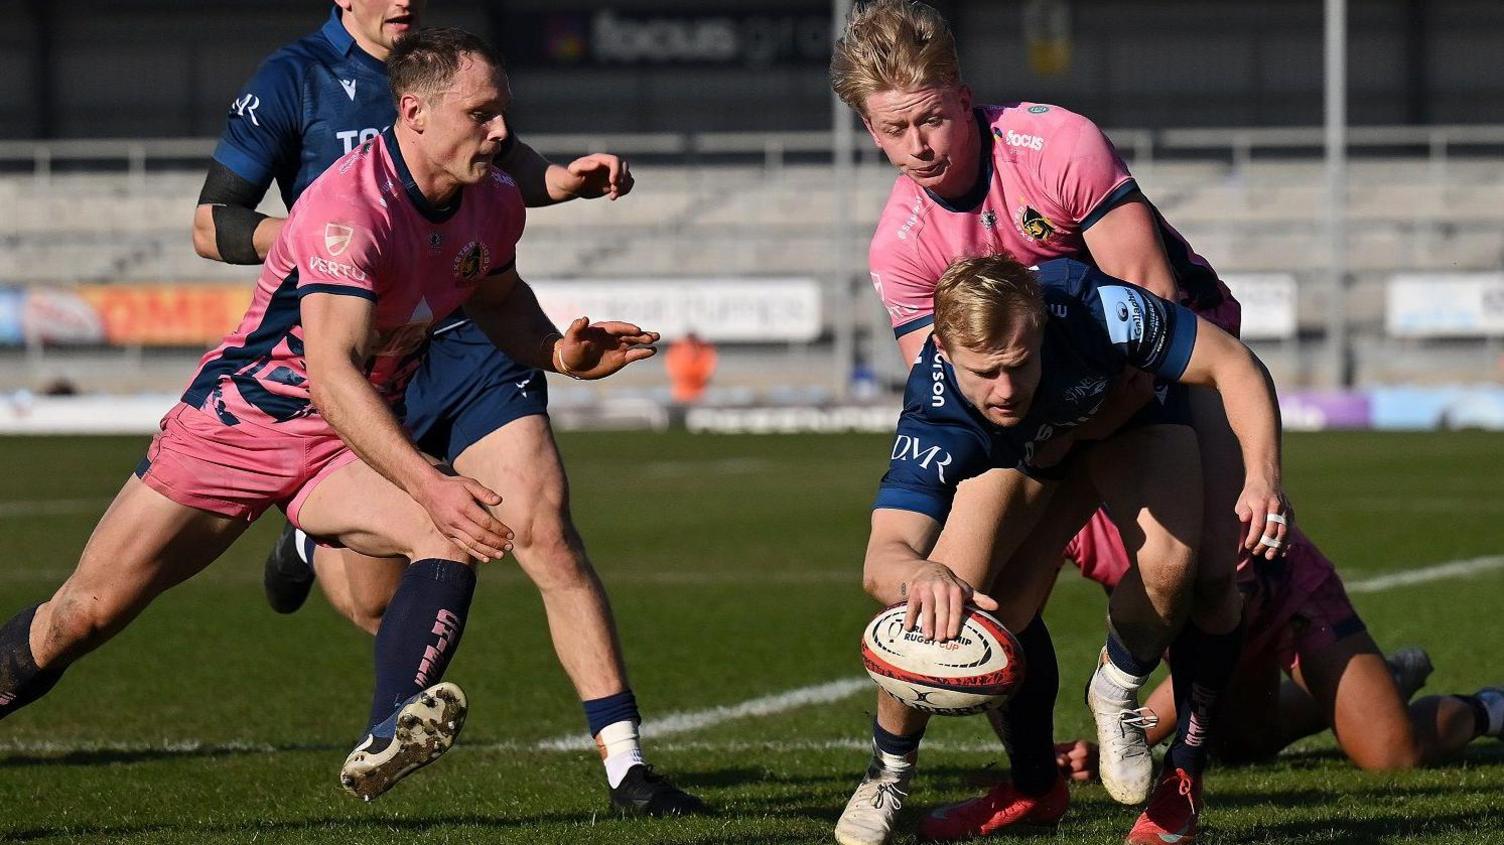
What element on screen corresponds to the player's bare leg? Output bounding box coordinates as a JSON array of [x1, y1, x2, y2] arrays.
[[0, 476, 247, 720], [1084, 425, 1202, 806], [312, 548, 405, 635], [454, 417, 627, 701], [1293, 631, 1502, 769]]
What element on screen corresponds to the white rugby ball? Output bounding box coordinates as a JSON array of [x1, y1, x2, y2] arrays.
[[860, 603, 1026, 716]]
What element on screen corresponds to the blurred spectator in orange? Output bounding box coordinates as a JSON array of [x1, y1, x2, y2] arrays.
[[665, 331, 718, 404]]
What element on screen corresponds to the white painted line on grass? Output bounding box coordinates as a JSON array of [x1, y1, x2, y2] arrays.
[[1345, 555, 1504, 593], [534, 677, 874, 752]]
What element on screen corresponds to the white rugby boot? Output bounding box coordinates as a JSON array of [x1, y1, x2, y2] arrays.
[[340, 682, 468, 801], [1085, 649, 1157, 805], [834, 746, 914, 845]]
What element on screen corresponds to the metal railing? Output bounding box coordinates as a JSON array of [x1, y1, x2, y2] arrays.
[[3, 124, 1503, 188]]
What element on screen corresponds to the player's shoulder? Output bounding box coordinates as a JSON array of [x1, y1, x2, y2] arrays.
[[870, 175, 933, 262], [480, 165, 524, 207], [297, 139, 390, 225], [1034, 256, 1100, 295], [986, 101, 1101, 136]]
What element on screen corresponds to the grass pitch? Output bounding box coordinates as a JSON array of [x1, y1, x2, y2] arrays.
[[0, 430, 1501, 844]]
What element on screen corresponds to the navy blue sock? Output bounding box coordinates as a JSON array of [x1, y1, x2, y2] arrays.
[[1106, 627, 1161, 678], [0, 603, 64, 721], [873, 719, 924, 758], [1164, 621, 1244, 775], [366, 559, 476, 731], [583, 690, 641, 736], [1004, 616, 1060, 795]]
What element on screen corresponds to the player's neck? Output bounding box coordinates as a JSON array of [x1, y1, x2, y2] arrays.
[[341, 16, 392, 63], [394, 127, 463, 209], [927, 121, 983, 203]]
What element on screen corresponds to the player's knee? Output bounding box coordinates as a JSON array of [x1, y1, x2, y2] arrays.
[[41, 594, 122, 662], [513, 517, 592, 593], [1346, 737, 1423, 772], [1136, 536, 1197, 605]]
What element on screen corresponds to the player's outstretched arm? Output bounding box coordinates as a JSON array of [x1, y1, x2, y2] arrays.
[[497, 140, 633, 206], [302, 293, 510, 562], [1176, 317, 1291, 558], [466, 268, 659, 380], [192, 161, 285, 265], [865, 509, 998, 642]]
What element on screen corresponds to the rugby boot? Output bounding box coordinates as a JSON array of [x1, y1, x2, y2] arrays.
[[263, 521, 315, 614], [1086, 650, 1158, 804], [1385, 647, 1434, 701], [1474, 687, 1504, 739], [835, 748, 914, 845], [340, 682, 467, 801], [918, 775, 1068, 840], [609, 764, 708, 816], [1125, 766, 1201, 845]]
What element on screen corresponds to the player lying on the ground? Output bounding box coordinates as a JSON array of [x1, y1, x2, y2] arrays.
[[0, 27, 657, 805], [192, 1, 699, 816], [1050, 513, 1504, 778], [831, 4, 1292, 840], [838, 252, 1290, 845]]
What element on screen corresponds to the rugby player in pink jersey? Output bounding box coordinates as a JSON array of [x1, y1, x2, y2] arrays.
[[830, 2, 1291, 843], [1053, 513, 1504, 777], [0, 28, 662, 804]]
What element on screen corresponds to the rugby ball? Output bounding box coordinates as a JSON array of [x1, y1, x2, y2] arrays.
[[860, 603, 1025, 716]]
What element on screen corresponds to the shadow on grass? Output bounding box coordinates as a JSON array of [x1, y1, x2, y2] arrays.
[[0, 742, 343, 769]]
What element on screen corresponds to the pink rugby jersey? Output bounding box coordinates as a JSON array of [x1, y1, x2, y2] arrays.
[[869, 103, 1228, 338], [181, 130, 525, 436]]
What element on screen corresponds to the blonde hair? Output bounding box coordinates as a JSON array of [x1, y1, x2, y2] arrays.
[[933, 254, 1047, 350], [830, 0, 962, 116]]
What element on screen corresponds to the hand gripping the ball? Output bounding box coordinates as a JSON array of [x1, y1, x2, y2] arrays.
[[902, 561, 1000, 643]]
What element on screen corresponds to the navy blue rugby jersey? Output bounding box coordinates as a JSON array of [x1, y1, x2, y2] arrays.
[[212, 7, 400, 209], [874, 258, 1199, 522]]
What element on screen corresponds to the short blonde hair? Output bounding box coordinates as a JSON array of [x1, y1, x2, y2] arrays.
[[830, 0, 962, 117], [933, 254, 1047, 350]]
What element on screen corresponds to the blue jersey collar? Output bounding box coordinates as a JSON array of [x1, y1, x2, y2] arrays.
[[383, 127, 464, 224], [321, 6, 389, 76]]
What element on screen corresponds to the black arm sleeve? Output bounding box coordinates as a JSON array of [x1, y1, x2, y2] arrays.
[[197, 160, 271, 265]]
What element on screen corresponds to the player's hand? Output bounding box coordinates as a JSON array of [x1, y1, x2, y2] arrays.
[[1236, 476, 1292, 560], [562, 154, 633, 200], [415, 473, 513, 562], [1054, 739, 1098, 783], [554, 316, 659, 379], [902, 562, 999, 642]]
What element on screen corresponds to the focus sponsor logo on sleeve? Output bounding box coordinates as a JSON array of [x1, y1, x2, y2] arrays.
[[996, 128, 1045, 151]]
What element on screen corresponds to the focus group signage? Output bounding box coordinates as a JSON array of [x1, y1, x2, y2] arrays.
[[502, 9, 832, 68]]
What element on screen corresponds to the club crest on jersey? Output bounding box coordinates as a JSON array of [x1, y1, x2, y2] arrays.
[[453, 241, 492, 281], [324, 223, 354, 256], [428, 232, 444, 252], [1017, 205, 1056, 242]]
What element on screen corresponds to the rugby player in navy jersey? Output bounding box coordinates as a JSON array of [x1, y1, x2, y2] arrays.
[[836, 254, 1290, 845], [191, 3, 700, 816]]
